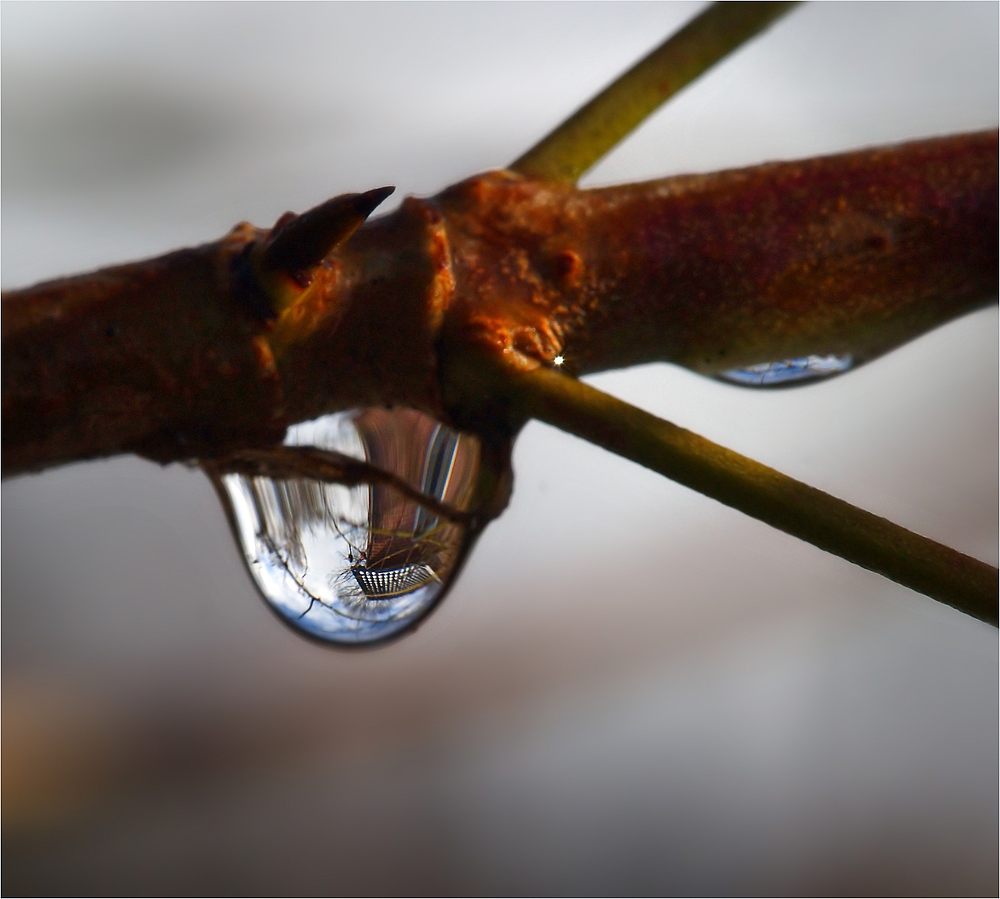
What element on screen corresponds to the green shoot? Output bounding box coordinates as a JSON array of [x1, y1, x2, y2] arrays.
[[510, 2, 799, 183], [503, 364, 998, 625]]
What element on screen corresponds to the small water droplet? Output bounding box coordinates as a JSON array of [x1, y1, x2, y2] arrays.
[[719, 353, 853, 387], [215, 408, 483, 646]]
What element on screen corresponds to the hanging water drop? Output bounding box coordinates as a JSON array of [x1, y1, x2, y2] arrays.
[[719, 353, 853, 387], [214, 408, 484, 645]]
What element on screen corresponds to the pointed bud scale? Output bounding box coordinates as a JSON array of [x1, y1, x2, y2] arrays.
[[261, 186, 395, 276]]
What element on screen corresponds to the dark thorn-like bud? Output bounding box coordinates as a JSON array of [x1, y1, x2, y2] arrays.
[[260, 186, 395, 275]]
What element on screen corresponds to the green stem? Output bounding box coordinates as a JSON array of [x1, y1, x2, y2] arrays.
[[510, 1, 799, 183], [505, 364, 998, 625]]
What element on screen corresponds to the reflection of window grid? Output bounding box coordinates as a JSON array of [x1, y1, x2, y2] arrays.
[[353, 421, 463, 599], [221, 408, 479, 637], [353, 563, 439, 599]]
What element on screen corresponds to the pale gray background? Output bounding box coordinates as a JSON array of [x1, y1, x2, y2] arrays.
[[3, 2, 998, 894]]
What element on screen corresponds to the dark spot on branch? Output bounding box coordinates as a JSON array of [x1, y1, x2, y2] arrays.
[[231, 243, 278, 321]]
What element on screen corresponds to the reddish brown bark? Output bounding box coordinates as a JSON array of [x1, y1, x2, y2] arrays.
[[3, 225, 286, 474], [438, 130, 998, 376], [3, 131, 996, 477]]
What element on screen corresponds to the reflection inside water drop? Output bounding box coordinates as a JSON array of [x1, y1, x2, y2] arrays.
[[218, 409, 482, 645], [719, 353, 853, 387]]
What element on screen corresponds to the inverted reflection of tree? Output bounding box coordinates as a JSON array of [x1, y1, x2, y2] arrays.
[[244, 478, 358, 620], [249, 477, 309, 570], [250, 476, 349, 569], [254, 529, 329, 620], [227, 410, 480, 625], [242, 467, 451, 613]]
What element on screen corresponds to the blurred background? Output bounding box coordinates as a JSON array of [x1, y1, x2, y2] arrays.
[[2, 2, 997, 894]]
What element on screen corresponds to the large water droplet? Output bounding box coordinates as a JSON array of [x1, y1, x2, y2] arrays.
[[215, 409, 483, 646], [719, 353, 853, 387]]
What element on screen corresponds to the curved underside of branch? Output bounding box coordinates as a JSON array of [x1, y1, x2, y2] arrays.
[[4, 132, 995, 476], [3, 132, 997, 626]]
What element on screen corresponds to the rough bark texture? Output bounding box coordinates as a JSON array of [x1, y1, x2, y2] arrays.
[[439, 131, 998, 377], [3, 225, 286, 473], [3, 131, 997, 477]]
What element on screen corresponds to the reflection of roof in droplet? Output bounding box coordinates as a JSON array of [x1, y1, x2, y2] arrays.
[[719, 354, 853, 387], [352, 563, 438, 599]]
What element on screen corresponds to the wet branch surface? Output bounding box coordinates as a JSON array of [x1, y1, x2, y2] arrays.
[[3, 133, 997, 625], [4, 132, 995, 475], [1, 0, 996, 628], [3, 4, 997, 872]]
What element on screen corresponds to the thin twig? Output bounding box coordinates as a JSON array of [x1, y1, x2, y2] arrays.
[[500, 363, 998, 625], [510, 1, 799, 183]]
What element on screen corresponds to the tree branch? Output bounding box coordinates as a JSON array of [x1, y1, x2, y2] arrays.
[[510, 1, 799, 183], [4, 134, 996, 480], [494, 361, 998, 626], [446, 132, 999, 378], [0, 2, 995, 631]]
